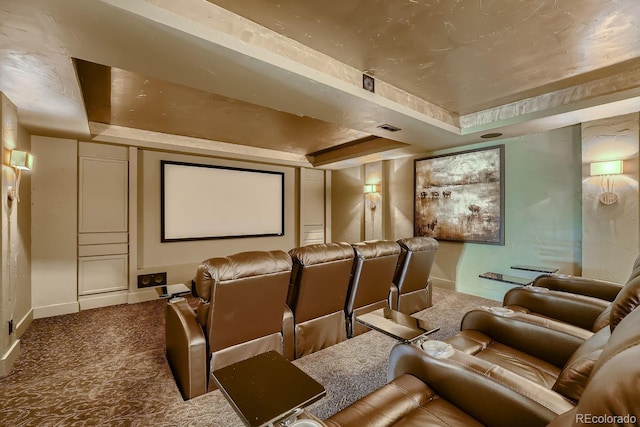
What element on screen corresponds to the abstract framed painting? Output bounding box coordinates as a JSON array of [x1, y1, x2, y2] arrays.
[[414, 145, 505, 245]]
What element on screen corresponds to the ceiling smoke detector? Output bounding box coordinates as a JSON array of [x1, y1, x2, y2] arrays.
[[377, 124, 401, 132]]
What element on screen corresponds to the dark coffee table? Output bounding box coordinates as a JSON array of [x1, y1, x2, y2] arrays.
[[212, 351, 326, 427], [356, 308, 439, 343]]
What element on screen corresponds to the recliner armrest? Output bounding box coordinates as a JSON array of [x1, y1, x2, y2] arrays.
[[388, 285, 398, 310], [458, 309, 588, 367], [503, 287, 609, 331], [282, 304, 294, 361], [166, 298, 208, 400], [389, 343, 574, 427], [533, 274, 623, 301]]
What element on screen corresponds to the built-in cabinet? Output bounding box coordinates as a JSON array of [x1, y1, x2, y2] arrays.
[[299, 168, 329, 246], [77, 143, 129, 303]]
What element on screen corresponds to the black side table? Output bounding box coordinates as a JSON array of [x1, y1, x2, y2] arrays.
[[212, 351, 326, 427]]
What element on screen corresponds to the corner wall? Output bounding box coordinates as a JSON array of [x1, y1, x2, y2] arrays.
[[31, 136, 78, 318], [0, 94, 32, 376], [582, 113, 639, 282]]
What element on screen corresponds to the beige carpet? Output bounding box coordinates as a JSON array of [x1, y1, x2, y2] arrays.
[[0, 287, 498, 426]]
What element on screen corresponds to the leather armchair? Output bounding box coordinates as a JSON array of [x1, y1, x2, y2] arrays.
[[504, 274, 640, 332], [324, 305, 640, 426], [165, 250, 292, 399], [529, 274, 623, 302], [445, 308, 599, 390], [345, 240, 401, 338], [525, 253, 640, 303], [392, 236, 438, 314], [288, 242, 355, 358], [442, 273, 640, 395]]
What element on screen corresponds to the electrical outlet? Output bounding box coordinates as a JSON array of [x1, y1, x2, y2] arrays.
[[8, 319, 13, 335], [137, 272, 167, 288]]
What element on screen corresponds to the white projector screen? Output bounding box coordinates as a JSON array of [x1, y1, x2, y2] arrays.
[[161, 161, 284, 241]]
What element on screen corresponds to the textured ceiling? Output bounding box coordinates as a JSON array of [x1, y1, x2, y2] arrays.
[[1, 0, 640, 167], [207, 0, 640, 115]]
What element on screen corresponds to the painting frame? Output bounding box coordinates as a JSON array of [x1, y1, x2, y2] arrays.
[[414, 145, 505, 245]]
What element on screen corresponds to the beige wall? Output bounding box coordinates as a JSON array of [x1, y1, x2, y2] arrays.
[[0, 94, 31, 376], [332, 166, 364, 243], [582, 113, 639, 282], [31, 136, 78, 318], [333, 126, 583, 301], [13, 126, 31, 335]]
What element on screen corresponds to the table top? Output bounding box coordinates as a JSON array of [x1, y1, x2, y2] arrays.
[[155, 283, 191, 299], [511, 265, 559, 274], [212, 351, 326, 427], [479, 272, 533, 286], [356, 308, 439, 343]]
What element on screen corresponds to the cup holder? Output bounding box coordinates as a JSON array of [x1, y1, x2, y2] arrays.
[[481, 306, 516, 317], [290, 420, 323, 427], [421, 340, 455, 359], [528, 286, 550, 293]]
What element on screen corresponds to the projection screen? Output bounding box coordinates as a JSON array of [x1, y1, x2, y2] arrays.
[[161, 161, 284, 241]]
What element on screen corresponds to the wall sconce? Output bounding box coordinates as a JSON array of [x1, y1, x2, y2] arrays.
[[363, 184, 379, 209], [7, 149, 34, 202], [590, 160, 622, 205]]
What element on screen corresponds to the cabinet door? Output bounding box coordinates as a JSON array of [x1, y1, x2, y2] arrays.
[[79, 157, 128, 233], [78, 254, 128, 295], [300, 168, 326, 246]]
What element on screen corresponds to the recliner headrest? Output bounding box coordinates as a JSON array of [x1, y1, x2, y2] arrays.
[[352, 240, 401, 259], [609, 275, 640, 331], [397, 236, 439, 252], [196, 250, 292, 301], [289, 242, 354, 266]]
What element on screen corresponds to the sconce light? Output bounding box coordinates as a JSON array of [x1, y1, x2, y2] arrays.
[[590, 160, 622, 205], [364, 184, 379, 210], [363, 184, 378, 194], [7, 149, 34, 202]]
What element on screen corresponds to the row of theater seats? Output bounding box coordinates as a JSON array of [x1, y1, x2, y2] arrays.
[[165, 236, 439, 400], [321, 257, 640, 426]]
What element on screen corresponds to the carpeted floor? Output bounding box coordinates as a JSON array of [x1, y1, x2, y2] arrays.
[[0, 287, 499, 426]]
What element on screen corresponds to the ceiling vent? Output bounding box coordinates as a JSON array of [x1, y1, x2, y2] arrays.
[[481, 132, 503, 139], [377, 124, 401, 132]]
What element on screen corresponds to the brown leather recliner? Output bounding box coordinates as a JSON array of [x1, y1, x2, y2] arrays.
[[345, 240, 401, 338], [323, 306, 640, 427], [440, 270, 640, 393], [288, 242, 355, 359], [503, 273, 640, 333], [515, 253, 640, 304], [392, 237, 438, 314], [165, 250, 293, 400]]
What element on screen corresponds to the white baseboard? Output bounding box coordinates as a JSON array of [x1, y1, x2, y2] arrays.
[[79, 292, 128, 311], [127, 289, 160, 304], [432, 277, 456, 290], [16, 309, 34, 337], [0, 339, 20, 377], [33, 302, 79, 319]]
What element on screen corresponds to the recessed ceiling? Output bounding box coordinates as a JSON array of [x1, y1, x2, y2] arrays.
[[1, 0, 640, 168], [75, 59, 379, 156]]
